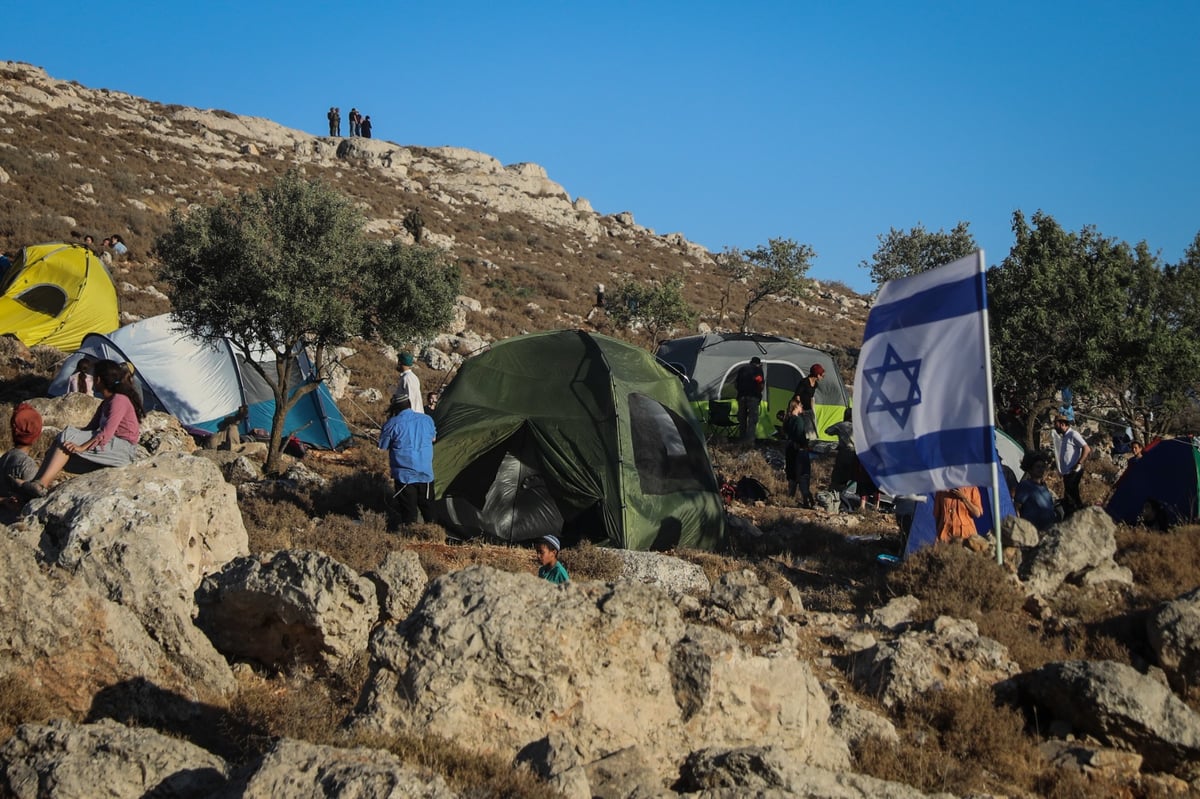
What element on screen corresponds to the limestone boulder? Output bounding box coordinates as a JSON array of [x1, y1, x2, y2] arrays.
[[0, 719, 228, 799], [854, 616, 1019, 709], [1147, 587, 1200, 694], [353, 566, 848, 782], [364, 549, 428, 623], [196, 549, 379, 672], [225, 738, 456, 799], [678, 746, 952, 798], [0, 530, 222, 714], [15, 453, 245, 699], [1017, 659, 1200, 776], [609, 548, 710, 600], [1020, 507, 1132, 595], [137, 410, 198, 455]]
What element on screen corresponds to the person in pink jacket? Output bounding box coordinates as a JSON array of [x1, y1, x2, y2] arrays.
[[24, 359, 143, 496]]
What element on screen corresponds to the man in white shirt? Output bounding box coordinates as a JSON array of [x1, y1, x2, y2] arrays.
[[393, 352, 423, 414], [1054, 416, 1091, 515]]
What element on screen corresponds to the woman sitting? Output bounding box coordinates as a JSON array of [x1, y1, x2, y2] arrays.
[[24, 359, 143, 496]]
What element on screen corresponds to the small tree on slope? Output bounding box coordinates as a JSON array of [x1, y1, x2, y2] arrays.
[[155, 169, 459, 473]]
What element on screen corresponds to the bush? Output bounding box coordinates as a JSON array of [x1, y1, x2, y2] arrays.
[[886, 542, 1022, 619]]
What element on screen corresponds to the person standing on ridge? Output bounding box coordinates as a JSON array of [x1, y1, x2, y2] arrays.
[[327, 107, 337, 136], [361, 115, 372, 138]]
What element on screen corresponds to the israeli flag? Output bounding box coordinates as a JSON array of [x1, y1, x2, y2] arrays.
[[853, 251, 996, 496]]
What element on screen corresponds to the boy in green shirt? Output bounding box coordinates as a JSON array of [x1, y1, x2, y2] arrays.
[[535, 535, 569, 584]]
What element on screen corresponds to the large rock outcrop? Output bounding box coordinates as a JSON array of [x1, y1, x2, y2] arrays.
[[353, 566, 848, 785], [196, 549, 379, 673], [1020, 507, 1133, 595], [1147, 588, 1200, 693], [853, 616, 1019, 709], [1016, 659, 1200, 776], [2, 453, 245, 708], [0, 719, 229, 799]]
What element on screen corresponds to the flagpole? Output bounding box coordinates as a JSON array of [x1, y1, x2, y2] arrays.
[[976, 250, 1004, 565]]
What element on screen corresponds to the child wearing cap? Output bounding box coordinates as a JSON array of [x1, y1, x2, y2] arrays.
[[1, 403, 43, 513], [535, 535, 569, 584]]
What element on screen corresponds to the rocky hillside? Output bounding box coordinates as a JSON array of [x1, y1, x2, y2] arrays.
[[0, 61, 869, 364]]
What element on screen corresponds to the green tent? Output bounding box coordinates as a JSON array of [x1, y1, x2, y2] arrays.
[[432, 330, 725, 551]]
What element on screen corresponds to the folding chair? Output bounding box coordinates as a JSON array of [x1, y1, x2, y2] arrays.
[[707, 399, 740, 439]]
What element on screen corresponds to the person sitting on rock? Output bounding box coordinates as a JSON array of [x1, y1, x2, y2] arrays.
[[67, 356, 96, 395], [534, 535, 569, 584], [23, 359, 143, 497], [1014, 459, 1061, 532], [1, 403, 43, 514]]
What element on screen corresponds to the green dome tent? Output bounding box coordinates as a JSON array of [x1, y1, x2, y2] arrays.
[[432, 330, 725, 551]]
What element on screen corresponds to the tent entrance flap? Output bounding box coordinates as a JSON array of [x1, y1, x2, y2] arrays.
[[442, 426, 565, 543]]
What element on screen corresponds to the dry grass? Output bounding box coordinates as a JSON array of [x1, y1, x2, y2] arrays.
[[1116, 524, 1200, 605], [0, 675, 70, 744], [886, 544, 1023, 619]]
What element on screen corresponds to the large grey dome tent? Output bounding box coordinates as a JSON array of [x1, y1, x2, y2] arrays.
[[432, 330, 725, 551], [655, 332, 850, 442]]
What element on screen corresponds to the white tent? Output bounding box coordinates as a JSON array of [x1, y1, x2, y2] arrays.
[[49, 314, 351, 449]]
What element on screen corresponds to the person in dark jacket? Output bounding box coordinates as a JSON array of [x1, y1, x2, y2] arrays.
[[734, 356, 765, 444]]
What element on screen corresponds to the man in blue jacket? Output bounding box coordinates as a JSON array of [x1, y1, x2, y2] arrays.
[[379, 393, 437, 525]]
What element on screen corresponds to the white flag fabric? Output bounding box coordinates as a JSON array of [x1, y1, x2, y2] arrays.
[[853, 252, 994, 496]]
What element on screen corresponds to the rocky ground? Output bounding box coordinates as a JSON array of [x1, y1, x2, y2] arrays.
[[1, 385, 1199, 798]]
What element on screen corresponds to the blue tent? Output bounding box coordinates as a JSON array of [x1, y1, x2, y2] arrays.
[[49, 314, 351, 450], [1106, 438, 1200, 526]]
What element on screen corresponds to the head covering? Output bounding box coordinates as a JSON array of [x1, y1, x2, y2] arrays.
[[11, 403, 43, 446], [539, 535, 561, 552], [750, 356, 762, 365], [399, 352, 415, 367], [809, 364, 826, 377]]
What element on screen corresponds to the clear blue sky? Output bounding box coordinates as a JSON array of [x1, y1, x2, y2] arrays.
[[8, 1, 1198, 292]]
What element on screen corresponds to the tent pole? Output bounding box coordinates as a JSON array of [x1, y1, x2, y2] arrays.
[[976, 250, 1004, 566]]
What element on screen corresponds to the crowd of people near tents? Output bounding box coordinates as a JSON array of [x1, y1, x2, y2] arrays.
[[1, 242, 1195, 566]]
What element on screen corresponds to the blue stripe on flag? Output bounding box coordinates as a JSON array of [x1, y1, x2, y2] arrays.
[[858, 425, 994, 479], [862, 273, 983, 345]]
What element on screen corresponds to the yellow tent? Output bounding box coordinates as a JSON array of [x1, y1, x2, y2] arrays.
[[0, 243, 119, 351]]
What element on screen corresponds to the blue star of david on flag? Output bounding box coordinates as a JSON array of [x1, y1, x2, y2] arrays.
[[862, 343, 922, 428], [851, 252, 997, 498]]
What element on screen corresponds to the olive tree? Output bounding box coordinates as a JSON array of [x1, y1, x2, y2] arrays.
[[860, 221, 977, 286], [608, 276, 696, 348], [155, 170, 459, 473], [716, 237, 815, 332]]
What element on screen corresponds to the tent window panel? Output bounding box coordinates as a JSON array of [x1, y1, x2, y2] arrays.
[[16, 285, 68, 317], [628, 393, 717, 495]]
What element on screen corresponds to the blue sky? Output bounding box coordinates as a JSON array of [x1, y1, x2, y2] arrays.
[[7, 1, 1198, 292]]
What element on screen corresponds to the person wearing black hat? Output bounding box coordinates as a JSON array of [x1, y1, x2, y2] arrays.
[[734, 356, 765, 443]]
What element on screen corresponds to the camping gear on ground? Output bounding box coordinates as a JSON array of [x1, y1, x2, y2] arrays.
[[655, 332, 850, 444], [433, 329, 725, 551], [0, 243, 118, 351], [47, 313, 350, 450], [1106, 437, 1200, 527]]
